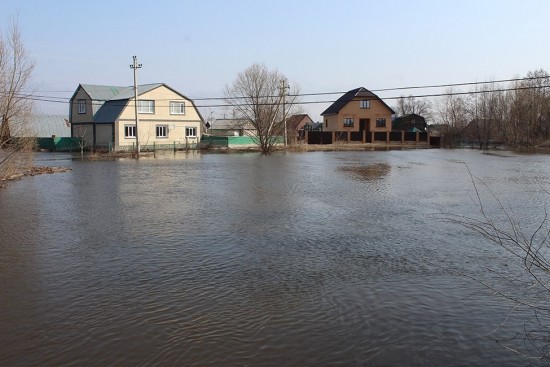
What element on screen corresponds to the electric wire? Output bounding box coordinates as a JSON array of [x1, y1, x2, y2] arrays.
[[2, 75, 549, 109]]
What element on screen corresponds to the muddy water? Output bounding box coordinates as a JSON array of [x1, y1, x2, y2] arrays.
[[1, 149, 549, 366]]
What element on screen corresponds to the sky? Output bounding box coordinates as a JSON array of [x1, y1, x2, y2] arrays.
[[2, 0, 550, 121]]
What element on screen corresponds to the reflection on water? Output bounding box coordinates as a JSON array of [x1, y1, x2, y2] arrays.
[[338, 163, 391, 181], [1, 149, 550, 366]]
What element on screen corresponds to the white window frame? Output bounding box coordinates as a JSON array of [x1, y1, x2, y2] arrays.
[[156, 125, 168, 138], [124, 125, 136, 138], [360, 100, 370, 109], [343, 118, 354, 127], [185, 127, 197, 137], [170, 101, 186, 115], [137, 100, 155, 114], [78, 99, 87, 114]]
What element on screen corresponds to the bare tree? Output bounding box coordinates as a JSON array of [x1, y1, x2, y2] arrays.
[[436, 88, 469, 147], [443, 167, 550, 362], [224, 63, 300, 154], [72, 124, 91, 157], [0, 17, 35, 181], [395, 95, 432, 121], [467, 82, 508, 149], [512, 69, 550, 146]]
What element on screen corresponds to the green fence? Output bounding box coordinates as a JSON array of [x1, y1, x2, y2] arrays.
[[201, 135, 282, 147], [202, 135, 259, 147], [36, 137, 82, 152]]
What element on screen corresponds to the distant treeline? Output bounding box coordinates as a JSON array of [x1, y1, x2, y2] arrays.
[[394, 69, 550, 148]]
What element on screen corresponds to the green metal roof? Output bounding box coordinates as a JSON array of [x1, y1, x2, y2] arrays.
[[11, 114, 71, 138], [79, 83, 163, 101], [79, 84, 129, 101]]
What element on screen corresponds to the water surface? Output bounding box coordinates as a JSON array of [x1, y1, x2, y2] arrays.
[[1, 149, 549, 366]]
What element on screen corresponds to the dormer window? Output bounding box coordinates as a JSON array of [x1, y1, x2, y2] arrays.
[[360, 100, 370, 109], [78, 99, 86, 114]]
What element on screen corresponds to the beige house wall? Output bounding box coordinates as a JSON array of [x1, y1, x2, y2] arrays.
[[116, 86, 202, 147], [323, 98, 393, 132]]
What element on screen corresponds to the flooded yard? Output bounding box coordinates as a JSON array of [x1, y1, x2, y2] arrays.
[[1, 149, 549, 366]]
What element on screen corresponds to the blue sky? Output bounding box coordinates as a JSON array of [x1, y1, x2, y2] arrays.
[[3, 0, 550, 120]]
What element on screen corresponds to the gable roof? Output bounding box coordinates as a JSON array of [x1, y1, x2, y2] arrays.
[[77, 84, 128, 101], [70, 83, 205, 124], [210, 118, 255, 130], [393, 113, 426, 121], [321, 87, 395, 115], [286, 114, 311, 125], [76, 83, 164, 102]]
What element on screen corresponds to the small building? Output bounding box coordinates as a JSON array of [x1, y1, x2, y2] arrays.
[[321, 87, 395, 135], [9, 114, 75, 151], [392, 113, 427, 132], [286, 114, 313, 141], [202, 118, 259, 148], [207, 118, 255, 137], [69, 83, 204, 150]]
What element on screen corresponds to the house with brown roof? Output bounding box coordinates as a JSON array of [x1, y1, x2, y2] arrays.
[[286, 114, 313, 142], [321, 87, 395, 135]]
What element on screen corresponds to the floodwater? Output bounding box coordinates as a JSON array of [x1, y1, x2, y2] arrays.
[[1, 149, 550, 366]]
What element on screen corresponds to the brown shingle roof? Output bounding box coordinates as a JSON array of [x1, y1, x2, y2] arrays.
[[321, 87, 395, 115]]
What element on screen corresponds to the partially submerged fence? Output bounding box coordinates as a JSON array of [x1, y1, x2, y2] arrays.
[[110, 141, 198, 152], [306, 131, 439, 146], [201, 135, 283, 148]]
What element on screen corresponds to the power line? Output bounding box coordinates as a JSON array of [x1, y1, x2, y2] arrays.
[[17, 75, 550, 101], [3, 77, 549, 109]]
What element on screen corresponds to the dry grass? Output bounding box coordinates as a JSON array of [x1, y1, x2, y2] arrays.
[[0, 165, 71, 188]]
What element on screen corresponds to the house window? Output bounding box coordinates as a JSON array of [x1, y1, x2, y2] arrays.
[[360, 100, 370, 109], [325, 119, 328, 128], [137, 100, 155, 114], [125, 125, 136, 138], [185, 127, 197, 137], [156, 125, 168, 138], [344, 118, 354, 127], [376, 118, 386, 128], [78, 99, 86, 114], [170, 101, 185, 115]]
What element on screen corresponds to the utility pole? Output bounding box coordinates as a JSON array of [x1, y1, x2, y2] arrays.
[[130, 56, 142, 155], [281, 78, 290, 147]]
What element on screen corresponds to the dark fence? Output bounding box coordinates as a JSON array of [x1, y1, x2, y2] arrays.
[[307, 131, 332, 144], [366, 132, 372, 143], [429, 136, 441, 146], [404, 132, 416, 142], [374, 132, 387, 141], [350, 131, 363, 142], [335, 131, 348, 142], [305, 131, 438, 147], [389, 132, 402, 142]]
